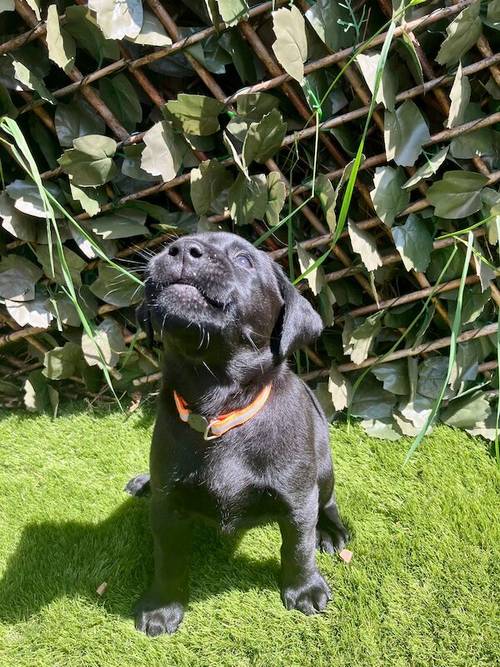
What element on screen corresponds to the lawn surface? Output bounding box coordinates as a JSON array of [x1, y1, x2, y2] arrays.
[[0, 408, 498, 667]]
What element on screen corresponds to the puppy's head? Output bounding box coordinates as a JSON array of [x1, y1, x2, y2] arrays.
[[137, 232, 322, 365]]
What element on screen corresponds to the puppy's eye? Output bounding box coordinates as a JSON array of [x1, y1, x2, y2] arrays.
[[234, 253, 254, 269]]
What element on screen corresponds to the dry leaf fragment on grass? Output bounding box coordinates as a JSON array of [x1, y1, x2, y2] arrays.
[[96, 582, 108, 596], [339, 549, 353, 564]]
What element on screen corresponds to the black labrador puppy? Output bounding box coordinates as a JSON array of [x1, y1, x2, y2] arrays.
[[128, 232, 348, 636]]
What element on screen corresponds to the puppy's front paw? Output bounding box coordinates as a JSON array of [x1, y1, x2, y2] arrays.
[[134, 597, 184, 636], [281, 572, 331, 615]]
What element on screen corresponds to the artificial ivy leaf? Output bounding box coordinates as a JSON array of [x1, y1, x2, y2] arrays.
[[91, 207, 148, 240], [206, 0, 248, 26], [243, 109, 287, 166], [313, 382, 336, 422], [459, 284, 491, 325], [64, 6, 120, 62], [88, 0, 143, 40], [25, 0, 40, 19], [58, 135, 118, 187], [384, 100, 430, 166], [440, 390, 491, 429], [141, 121, 184, 182], [450, 340, 481, 392], [235, 93, 279, 120], [272, 5, 308, 84], [305, 0, 352, 52], [427, 171, 489, 219], [36, 245, 86, 287], [48, 293, 84, 327], [328, 364, 351, 411], [121, 145, 157, 182], [449, 104, 499, 160], [166, 94, 225, 136], [486, 0, 500, 28], [5, 179, 64, 218], [394, 395, 434, 436], [346, 312, 383, 365], [392, 214, 433, 272], [348, 221, 383, 272], [69, 183, 104, 217], [356, 51, 396, 111], [465, 413, 498, 442], [371, 360, 409, 395], [265, 172, 286, 227], [360, 419, 402, 441], [24, 370, 59, 416], [0, 0, 15, 11], [46, 4, 76, 73], [81, 318, 126, 369], [370, 166, 409, 227], [473, 241, 495, 292], [446, 63, 470, 128], [219, 30, 262, 83], [0, 191, 37, 242], [417, 357, 450, 400], [297, 246, 325, 296], [402, 147, 448, 190], [43, 342, 83, 380], [350, 375, 396, 420], [90, 264, 143, 307], [5, 296, 53, 328], [316, 175, 336, 234], [399, 33, 423, 85], [190, 160, 232, 216], [127, 9, 172, 46], [436, 1, 482, 66], [55, 98, 106, 148], [228, 173, 267, 225], [12, 60, 54, 103], [0, 255, 43, 301], [0, 82, 17, 117], [223, 129, 248, 176], [98, 74, 142, 132]]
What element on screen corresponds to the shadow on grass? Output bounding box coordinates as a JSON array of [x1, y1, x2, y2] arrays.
[[0, 497, 281, 625]]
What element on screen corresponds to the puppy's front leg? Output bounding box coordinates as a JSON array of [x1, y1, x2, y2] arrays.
[[135, 502, 192, 637], [279, 502, 331, 615]]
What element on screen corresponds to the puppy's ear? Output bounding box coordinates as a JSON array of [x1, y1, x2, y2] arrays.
[[136, 302, 154, 347], [271, 263, 323, 360]]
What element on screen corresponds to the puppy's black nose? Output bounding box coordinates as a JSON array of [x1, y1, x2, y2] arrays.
[[168, 239, 204, 260]]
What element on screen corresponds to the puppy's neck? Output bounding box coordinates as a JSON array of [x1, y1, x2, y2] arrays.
[[161, 347, 281, 417]]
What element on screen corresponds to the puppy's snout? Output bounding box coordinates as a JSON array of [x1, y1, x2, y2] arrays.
[[168, 239, 204, 261]]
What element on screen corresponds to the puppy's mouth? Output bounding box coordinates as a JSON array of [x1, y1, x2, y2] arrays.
[[164, 280, 226, 310]]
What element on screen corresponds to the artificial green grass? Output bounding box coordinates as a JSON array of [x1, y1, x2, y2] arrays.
[[0, 408, 498, 667]]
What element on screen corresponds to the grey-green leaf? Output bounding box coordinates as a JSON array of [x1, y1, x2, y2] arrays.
[[392, 214, 433, 272], [46, 4, 76, 73], [235, 93, 279, 120], [98, 74, 142, 132], [5, 297, 53, 328], [90, 207, 148, 240], [427, 171, 489, 219], [371, 360, 409, 395], [265, 172, 286, 227], [370, 166, 409, 227], [384, 100, 430, 166], [141, 120, 185, 182], [90, 264, 144, 307], [272, 5, 308, 84], [440, 390, 491, 429], [81, 318, 126, 369], [243, 109, 287, 166], [348, 221, 383, 272], [402, 147, 448, 190], [24, 370, 59, 416], [127, 9, 172, 46], [58, 135, 118, 187], [190, 160, 232, 216], [0, 255, 43, 301], [166, 94, 225, 136], [5, 179, 64, 218], [87, 0, 143, 40], [447, 63, 470, 128], [43, 342, 83, 380], [55, 98, 106, 148], [436, 1, 482, 66], [305, 0, 352, 52], [12, 60, 54, 103], [356, 51, 397, 111], [0, 191, 38, 242], [228, 173, 267, 225]]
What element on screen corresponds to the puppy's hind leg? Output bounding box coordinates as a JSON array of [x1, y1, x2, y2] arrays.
[[124, 472, 151, 497]]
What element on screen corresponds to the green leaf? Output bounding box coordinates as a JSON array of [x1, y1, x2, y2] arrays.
[[190, 159, 232, 216], [440, 390, 491, 429], [87, 0, 143, 40], [90, 207, 148, 240], [265, 172, 286, 227], [305, 0, 352, 52], [350, 375, 396, 420], [48, 293, 93, 327], [206, 0, 248, 26], [5, 297, 53, 328], [486, 0, 500, 28], [12, 60, 54, 103], [228, 173, 267, 226], [0, 0, 15, 11], [5, 179, 64, 218], [70, 183, 104, 217], [348, 221, 383, 272], [328, 364, 351, 411], [24, 370, 59, 416], [356, 51, 397, 111], [370, 166, 409, 227], [436, 1, 482, 66], [36, 245, 86, 287], [392, 214, 433, 272], [55, 98, 106, 148], [271, 5, 308, 84], [81, 319, 126, 369], [384, 100, 430, 166], [219, 30, 262, 83], [43, 342, 83, 380], [235, 93, 279, 120], [90, 264, 143, 307], [141, 121, 184, 182], [127, 9, 172, 46], [0, 191, 37, 242], [98, 74, 142, 132], [417, 357, 451, 400], [449, 104, 499, 160], [243, 109, 287, 166], [360, 419, 402, 441], [402, 147, 448, 190], [58, 135, 118, 187], [297, 246, 325, 296], [166, 94, 225, 136], [46, 4, 76, 73], [399, 33, 423, 85], [394, 395, 434, 436], [346, 312, 384, 365], [446, 63, 470, 129], [315, 175, 337, 234], [121, 145, 158, 182], [427, 171, 489, 219], [0, 255, 43, 300], [313, 382, 336, 422], [371, 360, 409, 395], [64, 6, 120, 62], [459, 284, 491, 325]]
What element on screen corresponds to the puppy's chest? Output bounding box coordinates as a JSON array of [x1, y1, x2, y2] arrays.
[[168, 454, 282, 532]]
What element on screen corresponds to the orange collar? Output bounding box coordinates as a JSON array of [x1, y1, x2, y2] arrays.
[[173, 384, 272, 440]]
